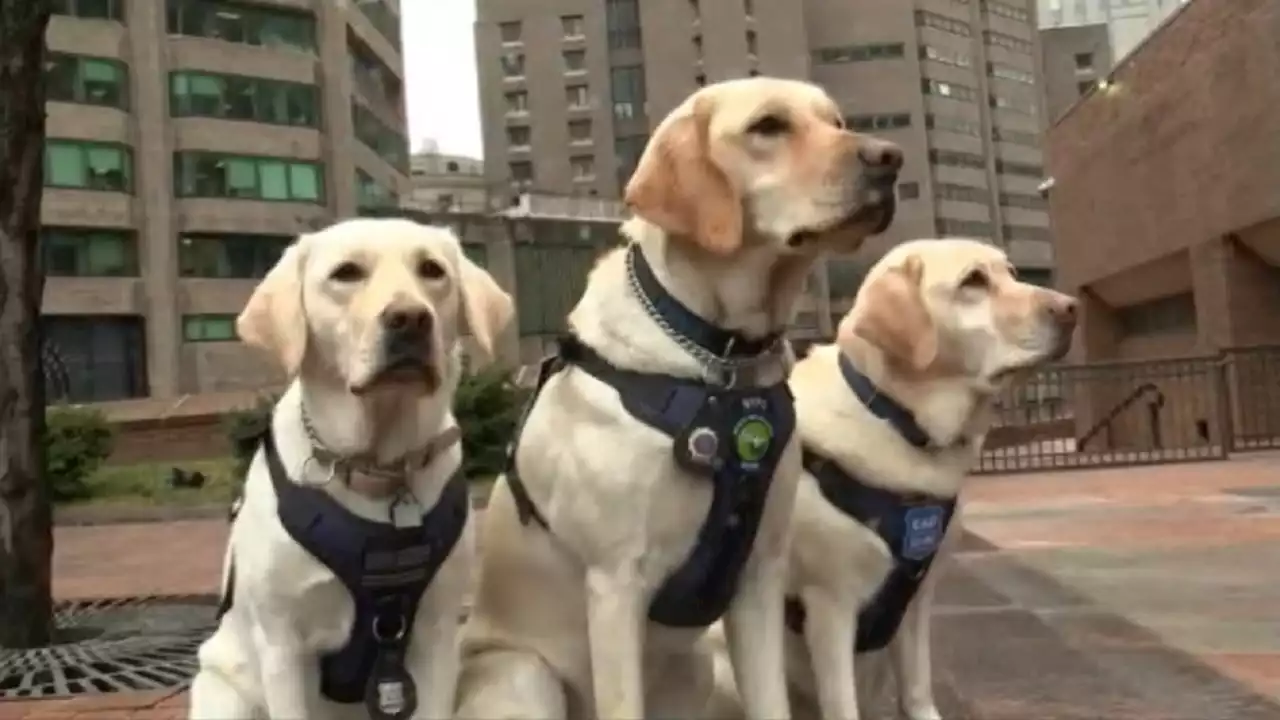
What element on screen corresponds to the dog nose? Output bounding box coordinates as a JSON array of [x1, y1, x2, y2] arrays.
[[381, 306, 433, 337], [858, 139, 904, 173], [1046, 294, 1079, 329]]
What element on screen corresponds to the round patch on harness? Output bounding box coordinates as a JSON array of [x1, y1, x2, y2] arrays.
[[733, 414, 773, 465]]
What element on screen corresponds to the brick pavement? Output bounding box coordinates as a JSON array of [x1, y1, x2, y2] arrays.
[[3, 454, 1280, 718]]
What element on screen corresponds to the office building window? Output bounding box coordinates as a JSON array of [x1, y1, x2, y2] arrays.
[[990, 93, 1037, 115], [995, 159, 1044, 177], [926, 114, 982, 137], [929, 148, 986, 169], [46, 53, 128, 109], [52, 0, 124, 21], [571, 155, 595, 181], [1074, 52, 1094, 70], [935, 218, 994, 237], [501, 52, 525, 78], [982, 0, 1030, 22], [166, 0, 316, 52], [568, 119, 593, 143], [43, 315, 147, 403], [615, 134, 648, 188], [999, 191, 1047, 210], [352, 102, 410, 172], [356, 0, 401, 50], [936, 182, 992, 204], [45, 140, 132, 192], [355, 169, 399, 211], [183, 314, 238, 342], [1002, 224, 1051, 242], [988, 63, 1034, 84], [499, 21, 522, 44], [984, 30, 1033, 54], [505, 90, 528, 114], [846, 113, 911, 132], [507, 125, 531, 147], [898, 182, 920, 199], [173, 151, 324, 203], [1117, 293, 1195, 336], [42, 228, 138, 277], [915, 10, 971, 37], [510, 161, 534, 182], [922, 79, 977, 102], [813, 43, 904, 64], [179, 232, 291, 278], [746, 30, 758, 55], [170, 71, 319, 127], [563, 49, 586, 73], [992, 125, 1040, 145], [349, 35, 404, 111], [920, 45, 971, 68], [566, 85, 590, 108], [743, 0, 754, 15], [611, 65, 647, 121], [606, 0, 642, 50], [562, 15, 585, 38]]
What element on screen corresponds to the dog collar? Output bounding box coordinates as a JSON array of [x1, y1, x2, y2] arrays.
[[838, 353, 936, 449], [301, 410, 463, 492], [626, 244, 784, 379]]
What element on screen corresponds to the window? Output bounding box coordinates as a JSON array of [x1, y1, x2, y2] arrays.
[[352, 102, 410, 172], [501, 52, 525, 78], [926, 114, 982, 137], [571, 156, 595, 181], [499, 20, 522, 43], [813, 43, 904, 64], [936, 182, 991, 204], [988, 62, 1034, 84], [992, 125, 1040, 145], [995, 159, 1044, 177], [183, 314, 238, 342], [920, 45, 971, 68], [845, 113, 911, 131], [1019, 268, 1053, 288], [506, 125, 531, 147], [169, 71, 319, 127], [929, 148, 986, 169], [935, 218, 994, 237], [982, 0, 1030, 22], [990, 93, 1037, 116], [355, 169, 399, 210], [566, 85, 590, 109], [695, 73, 707, 86], [510, 161, 534, 182], [746, 30, 758, 55], [355, 0, 402, 50], [615, 134, 648, 188], [42, 228, 138, 276], [999, 191, 1047, 210], [922, 79, 977, 102], [45, 140, 132, 192], [349, 35, 404, 111], [568, 119, 592, 143], [915, 10, 971, 37], [984, 30, 1033, 54], [1002, 224, 1051, 242], [52, 0, 124, 21], [897, 182, 920, 200], [173, 152, 324, 202], [611, 65, 647, 121], [1074, 52, 1094, 70], [693, 34, 704, 55], [743, 0, 754, 15], [166, 0, 316, 53], [178, 232, 291, 278], [43, 315, 147, 403], [505, 90, 528, 114], [563, 50, 586, 73], [561, 15, 584, 38], [46, 54, 128, 109], [605, 0, 642, 50], [1117, 293, 1195, 336]]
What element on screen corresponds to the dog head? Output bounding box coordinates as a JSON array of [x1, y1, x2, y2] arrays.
[[624, 76, 901, 258], [841, 238, 1077, 392], [237, 218, 514, 397]]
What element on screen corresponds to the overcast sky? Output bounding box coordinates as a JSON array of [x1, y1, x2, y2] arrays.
[[402, 1, 483, 159]]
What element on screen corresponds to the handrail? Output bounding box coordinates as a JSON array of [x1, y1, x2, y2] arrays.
[[1076, 382, 1165, 450]]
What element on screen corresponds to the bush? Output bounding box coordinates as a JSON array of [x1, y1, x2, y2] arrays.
[[44, 406, 114, 502], [223, 394, 278, 480], [455, 368, 529, 480]]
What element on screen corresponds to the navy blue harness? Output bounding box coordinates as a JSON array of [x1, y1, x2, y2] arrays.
[[783, 353, 958, 653], [506, 244, 796, 629], [218, 425, 470, 719]]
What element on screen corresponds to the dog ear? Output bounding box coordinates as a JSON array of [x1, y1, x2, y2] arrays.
[[237, 240, 309, 376], [624, 96, 742, 256], [842, 254, 938, 372], [458, 253, 514, 365]]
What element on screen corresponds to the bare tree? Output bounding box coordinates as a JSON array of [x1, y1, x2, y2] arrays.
[[0, 0, 53, 649]]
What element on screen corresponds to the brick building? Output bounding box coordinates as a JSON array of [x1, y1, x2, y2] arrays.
[[41, 0, 409, 405]]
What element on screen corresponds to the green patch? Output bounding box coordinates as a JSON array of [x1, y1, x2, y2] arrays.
[[73, 457, 240, 508], [733, 415, 773, 464]]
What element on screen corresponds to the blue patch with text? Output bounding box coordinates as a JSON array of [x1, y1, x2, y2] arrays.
[[901, 505, 946, 561]]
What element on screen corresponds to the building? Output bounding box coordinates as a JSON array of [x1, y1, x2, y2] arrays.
[[473, 0, 1055, 289], [42, 0, 409, 405], [406, 141, 494, 214], [1036, 0, 1189, 66], [1039, 23, 1113, 122]]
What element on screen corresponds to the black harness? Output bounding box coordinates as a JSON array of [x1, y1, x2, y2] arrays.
[[506, 244, 797, 629], [218, 425, 470, 720], [783, 353, 958, 654]]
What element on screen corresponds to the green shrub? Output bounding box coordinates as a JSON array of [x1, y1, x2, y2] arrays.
[[455, 367, 529, 480], [223, 394, 278, 480], [43, 406, 114, 502]]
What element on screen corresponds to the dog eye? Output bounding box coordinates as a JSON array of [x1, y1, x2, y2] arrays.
[[746, 114, 790, 136], [329, 262, 366, 283], [417, 258, 446, 280], [959, 270, 989, 290]]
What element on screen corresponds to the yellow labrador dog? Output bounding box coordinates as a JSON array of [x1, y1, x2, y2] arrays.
[[704, 238, 1078, 720], [188, 218, 513, 720], [456, 77, 902, 720]]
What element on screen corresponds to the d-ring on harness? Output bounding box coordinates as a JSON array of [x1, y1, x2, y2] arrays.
[[505, 243, 797, 628]]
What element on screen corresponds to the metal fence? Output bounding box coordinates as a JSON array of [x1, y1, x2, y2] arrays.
[[977, 347, 1280, 473]]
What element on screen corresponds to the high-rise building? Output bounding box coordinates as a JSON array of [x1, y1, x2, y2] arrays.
[[474, 0, 1055, 292], [41, 0, 409, 403], [1039, 23, 1114, 122], [1036, 0, 1190, 63]]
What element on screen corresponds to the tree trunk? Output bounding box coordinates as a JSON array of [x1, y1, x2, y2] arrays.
[[0, 0, 53, 649]]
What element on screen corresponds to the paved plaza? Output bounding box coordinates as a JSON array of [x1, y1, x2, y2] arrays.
[[3, 453, 1280, 718]]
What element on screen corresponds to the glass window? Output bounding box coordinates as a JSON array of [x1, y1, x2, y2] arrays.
[[510, 161, 534, 182], [351, 101, 410, 172], [225, 157, 258, 197], [85, 145, 128, 191], [563, 50, 586, 72], [45, 55, 79, 102], [499, 21, 521, 43], [174, 152, 324, 203], [46, 143, 86, 187], [288, 163, 321, 202], [611, 65, 647, 121], [54, 0, 124, 21], [356, 0, 402, 50], [505, 91, 528, 113], [568, 120, 592, 141], [45, 141, 131, 192], [561, 15, 584, 38], [178, 233, 291, 278], [183, 314, 238, 342], [507, 126, 531, 146], [566, 85, 589, 108], [80, 58, 123, 106], [605, 0, 641, 49], [501, 53, 524, 78], [42, 228, 138, 276], [167, 0, 316, 52], [168, 71, 319, 127], [222, 76, 256, 120], [46, 54, 127, 109]]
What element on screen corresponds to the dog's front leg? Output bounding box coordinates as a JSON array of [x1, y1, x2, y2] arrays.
[[255, 632, 318, 719], [406, 610, 462, 719], [802, 591, 860, 720], [724, 554, 791, 720], [888, 585, 942, 720], [586, 563, 646, 720]]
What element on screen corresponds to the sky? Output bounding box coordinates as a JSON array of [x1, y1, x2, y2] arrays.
[[402, 1, 484, 160]]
